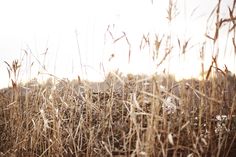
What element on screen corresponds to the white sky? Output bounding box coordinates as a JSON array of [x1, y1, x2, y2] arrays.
[[0, 0, 235, 88]]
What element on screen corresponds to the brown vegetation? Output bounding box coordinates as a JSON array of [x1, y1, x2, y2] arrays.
[[1, 0, 236, 156], [0, 72, 235, 157]]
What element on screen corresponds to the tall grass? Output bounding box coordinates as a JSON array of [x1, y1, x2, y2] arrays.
[[0, 0, 236, 157], [0, 72, 235, 157]]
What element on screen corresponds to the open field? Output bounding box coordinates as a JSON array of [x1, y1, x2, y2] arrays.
[[0, 0, 236, 156], [0, 72, 235, 157]]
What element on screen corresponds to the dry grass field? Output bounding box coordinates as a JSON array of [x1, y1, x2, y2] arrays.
[[0, 71, 235, 157], [1, 0, 236, 156]]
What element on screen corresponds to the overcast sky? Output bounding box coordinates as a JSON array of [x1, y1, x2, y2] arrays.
[[0, 0, 234, 88]]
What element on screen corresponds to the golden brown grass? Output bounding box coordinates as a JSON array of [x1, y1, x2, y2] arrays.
[[0, 71, 235, 157], [1, 0, 236, 156]]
